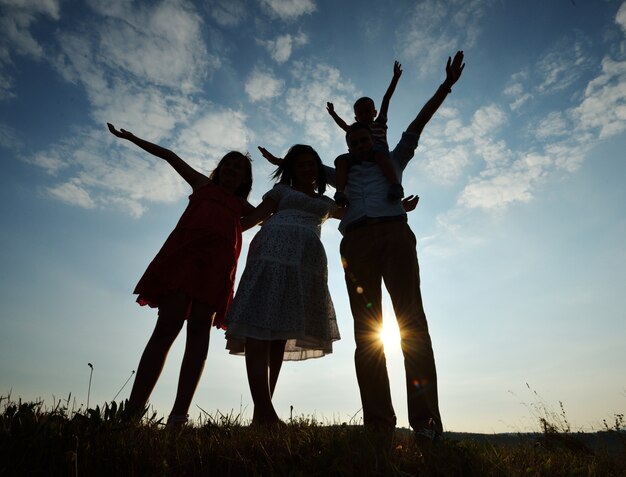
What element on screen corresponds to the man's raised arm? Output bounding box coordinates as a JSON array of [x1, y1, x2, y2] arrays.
[[406, 51, 465, 136]]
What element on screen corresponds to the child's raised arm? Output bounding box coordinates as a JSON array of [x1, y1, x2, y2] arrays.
[[378, 61, 403, 120], [107, 123, 209, 191], [326, 102, 349, 132]]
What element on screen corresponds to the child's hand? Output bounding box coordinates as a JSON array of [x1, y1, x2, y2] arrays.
[[258, 146, 282, 166], [393, 61, 403, 79], [402, 194, 419, 212], [326, 102, 335, 115], [107, 122, 133, 140]]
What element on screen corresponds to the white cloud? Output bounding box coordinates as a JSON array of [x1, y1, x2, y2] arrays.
[[0, 12, 44, 59], [457, 151, 556, 211], [86, 1, 217, 92], [509, 93, 533, 111], [504, 72, 533, 111], [206, 0, 247, 26], [418, 104, 510, 184], [0, 0, 60, 16], [0, 0, 60, 58], [47, 179, 96, 209], [420, 141, 470, 184], [616, 1, 626, 33], [505, 37, 594, 111], [260, 0, 316, 20], [244, 68, 285, 102], [24, 101, 252, 217], [260, 32, 308, 63], [0, 0, 62, 98], [0, 122, 20, 149], [457, 170, 532, 211], [575, 58, 626, 139], [533, 111, 568, 140], [285, 61, 359, 148], [6, 0, 261, 217], [447, 14, 625, 215], [107, 196, 147, 218], [29, 127, 187, 216], [536, 39, 592, 94], [545, 139, 589, 173], [175, 109, 251, 164], [27, 148, 69, 175], [395, 0, 487, 75], [95, 83, 200, 140], [470, 104, 507, 138]]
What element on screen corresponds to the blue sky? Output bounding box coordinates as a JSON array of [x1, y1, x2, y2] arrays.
[[1, 0, 625, 433]]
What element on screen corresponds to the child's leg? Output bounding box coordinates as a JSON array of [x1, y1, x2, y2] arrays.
[[334, 156, 349, 206], [170, 300, 215, 418], [373, 151, 399, 185], [373, 150, 404, 202], [128, 293, 187, 413], [245, 338, 282, 425]]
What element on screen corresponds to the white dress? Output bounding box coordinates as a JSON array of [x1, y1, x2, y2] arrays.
[[225, 184, 341, 361]]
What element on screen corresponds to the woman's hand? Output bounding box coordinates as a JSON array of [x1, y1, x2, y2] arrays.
[[258, 146, 282, 166]]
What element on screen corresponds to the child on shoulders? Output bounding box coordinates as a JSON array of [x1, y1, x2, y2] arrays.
[[326, 60, 404, 206]]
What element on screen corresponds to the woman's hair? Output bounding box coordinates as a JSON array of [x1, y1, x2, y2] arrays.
[[209, 151, 253, 198], [271, 144, 326, 194]]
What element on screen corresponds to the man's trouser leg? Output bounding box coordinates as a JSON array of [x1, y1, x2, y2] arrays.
[[382, 222, 442, 433], [341, 224, 396, 430]]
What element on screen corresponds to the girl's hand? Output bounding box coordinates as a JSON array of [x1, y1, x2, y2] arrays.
[[258, 146, 282, 166], [107, 122, 134, 140]]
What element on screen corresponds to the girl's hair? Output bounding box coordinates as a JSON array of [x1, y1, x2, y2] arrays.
[[209, 151, 253, 199], [271, 144, 326, 194]]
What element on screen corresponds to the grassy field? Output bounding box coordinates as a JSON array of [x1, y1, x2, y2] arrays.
[[1, 396, 624, 476]]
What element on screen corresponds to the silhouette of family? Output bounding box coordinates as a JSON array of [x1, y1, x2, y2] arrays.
[[107, 51, 465, 443]]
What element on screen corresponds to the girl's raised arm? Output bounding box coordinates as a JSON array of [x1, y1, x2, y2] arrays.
[[241, 196, 277, 231], [108, 123, 210, 191]]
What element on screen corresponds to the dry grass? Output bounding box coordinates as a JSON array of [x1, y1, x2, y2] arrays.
[[1, 395, 624, 476]]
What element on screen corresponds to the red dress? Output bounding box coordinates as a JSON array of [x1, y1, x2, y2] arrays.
[[134, 182, 244, 328]]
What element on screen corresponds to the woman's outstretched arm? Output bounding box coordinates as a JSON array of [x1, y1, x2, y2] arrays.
[[241, 196, 277, 231], [108, 123, 210, 191]]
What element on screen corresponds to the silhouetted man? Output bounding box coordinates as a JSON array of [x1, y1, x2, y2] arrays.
[[332, 51, 465, 442]]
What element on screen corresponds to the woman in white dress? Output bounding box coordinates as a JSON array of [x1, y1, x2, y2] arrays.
[[225, 144, 341, 426]]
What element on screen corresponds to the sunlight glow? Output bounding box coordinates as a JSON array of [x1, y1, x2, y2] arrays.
[[379, 320, 401, 350]]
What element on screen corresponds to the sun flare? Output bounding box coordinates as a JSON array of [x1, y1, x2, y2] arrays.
[[379, 321, 401, 349]]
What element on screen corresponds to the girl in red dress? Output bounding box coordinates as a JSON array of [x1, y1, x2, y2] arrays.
[[107, 123, 252, 427]]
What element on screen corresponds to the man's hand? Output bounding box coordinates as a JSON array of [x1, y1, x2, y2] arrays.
[[444, 51, 465, 88], [402, 194, 420, 212]]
